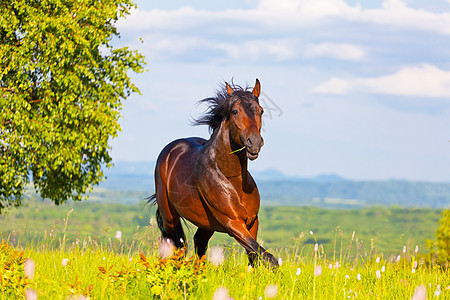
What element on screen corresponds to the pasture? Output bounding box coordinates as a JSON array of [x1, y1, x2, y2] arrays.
[[0, 199, 448, 299]]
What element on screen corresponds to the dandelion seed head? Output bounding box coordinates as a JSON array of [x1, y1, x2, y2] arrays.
[[62, 258, 69, 267], [115, 230, 122, 240], [411, 285, 427, 300], [25, 288, 37, 300], [264, 284, 278, 298], [213, 286, 232, 300], [314, 265, 322, 276], [159, 238, 175, 259], [24, 258, 35, 279], [209, 245, 225, 266]]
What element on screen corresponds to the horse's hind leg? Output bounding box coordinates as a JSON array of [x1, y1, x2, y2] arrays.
[[194, 228, 214, 258], [156, 207, 186, 249]]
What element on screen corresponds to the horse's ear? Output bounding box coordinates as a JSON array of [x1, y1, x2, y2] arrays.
[[226, 82, 234, 95], [252, 79, 261, 97]]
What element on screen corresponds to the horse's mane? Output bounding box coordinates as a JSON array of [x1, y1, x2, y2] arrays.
[[193, 82, 252, 133]]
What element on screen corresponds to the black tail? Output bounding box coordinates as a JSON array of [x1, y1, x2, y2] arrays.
[[151, 194, 186, 249]]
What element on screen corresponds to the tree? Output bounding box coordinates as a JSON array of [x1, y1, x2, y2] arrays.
[[436, 209, 449, 267], [0, 0, 145, 213]]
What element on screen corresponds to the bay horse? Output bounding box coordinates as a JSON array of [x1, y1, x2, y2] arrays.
[[148, 79, 279, 269]]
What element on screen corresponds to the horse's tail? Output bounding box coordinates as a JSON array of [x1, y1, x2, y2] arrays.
[[148, 193, 186, 248]]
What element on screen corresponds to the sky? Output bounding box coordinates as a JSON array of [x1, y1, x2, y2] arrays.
[[110, 0, 450, 182]]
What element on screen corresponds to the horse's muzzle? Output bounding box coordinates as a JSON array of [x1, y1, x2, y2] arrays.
[[246, 135, 264, 161]]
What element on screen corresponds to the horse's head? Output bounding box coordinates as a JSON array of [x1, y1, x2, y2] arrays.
[[227, 79, 264, 161]]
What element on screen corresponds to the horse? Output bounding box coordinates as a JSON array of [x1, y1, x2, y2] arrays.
[[148, 79, 279, 269]]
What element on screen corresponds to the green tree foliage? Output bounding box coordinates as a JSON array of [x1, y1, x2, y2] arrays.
[[0, 0, 145, 212], [436, 209, 450, 266]]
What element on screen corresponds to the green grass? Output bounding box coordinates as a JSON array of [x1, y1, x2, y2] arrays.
[[0, 200, 448, 299]]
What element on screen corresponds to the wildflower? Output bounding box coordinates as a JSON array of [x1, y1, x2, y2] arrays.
[[345, 275, 350, 279], [434, 285, 441, 297], [62, 258, 69, 267], [376, 256, 380, 263], [24, 258, 35, 279], [376, 270, 381, 279], [115, 230, 122, 240], [335, 261, 341, 269], [413, 261, 418, 269], [213, 287, 233, 300], [25, 288, 37, 300], [328, 263, 333, 269], [209, 245, 225, 266], [415, 245, 419, 253], [247, 265, 253, 272], [265, 284, 278, 298], [314, 243, 318, 252], [412, 269, 416, 274], [381, 266, 385, 272], [296, 268, 301, 275], [310, 230, 313, 235], [357, 273, 361, 281], [396, 255, 401, 263], [159, 238, 175, 259], [314, 265, 322, 276], [352, 231, 355, 240], [278, 257, 283, 265], [403, 246, 407, 253], [180, 238, 184, 244], [410, 285, 427, 300]]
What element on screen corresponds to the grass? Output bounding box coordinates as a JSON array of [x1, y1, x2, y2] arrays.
[[1, 209, 449, 299]]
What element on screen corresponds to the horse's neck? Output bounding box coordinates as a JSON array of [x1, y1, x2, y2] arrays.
[[209, 121, 247, 178]]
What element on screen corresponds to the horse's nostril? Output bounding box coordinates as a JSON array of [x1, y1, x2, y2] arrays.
[[247, 138, 253, 146]]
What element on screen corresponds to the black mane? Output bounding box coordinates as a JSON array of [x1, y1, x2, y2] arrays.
[[193, 82, 256, 133]]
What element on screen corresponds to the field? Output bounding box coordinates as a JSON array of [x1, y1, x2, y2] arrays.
[[1, 198, 449, 299]]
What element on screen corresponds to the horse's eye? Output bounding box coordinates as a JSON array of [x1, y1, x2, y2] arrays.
[[232, 109, 238, 115]]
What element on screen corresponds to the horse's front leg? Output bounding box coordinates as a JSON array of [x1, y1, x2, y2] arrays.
[[246, 217, 259, 266], [227, 219, 279, 270]]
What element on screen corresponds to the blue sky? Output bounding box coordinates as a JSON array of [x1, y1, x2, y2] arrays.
[[110, 0, 450, 182]]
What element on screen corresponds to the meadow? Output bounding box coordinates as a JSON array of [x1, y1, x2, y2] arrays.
[[1, 198, 448, 299]]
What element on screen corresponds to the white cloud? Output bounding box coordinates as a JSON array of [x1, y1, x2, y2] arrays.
[[304, 43, 366, 61], [312, 64, 450, 98]]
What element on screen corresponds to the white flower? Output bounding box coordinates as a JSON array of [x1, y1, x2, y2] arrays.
[[434, 285, 441, 297], [278, 257, 283, 266], [265, 284, 278, 298], [413, 261, 418, 269], [213, 287, 233, 300], [411, 285, 427, 300], [314, 243, 318, 252], [357, 273, 361, 281], [381, 266, 385, 272], [376, 270, 381, 279], [115, 230, 122, 240], [24, 258, 35, 279], [310, 231, 313, 235], [415, 245, 419, 253], [403, 246, 407, 253], [335, 261, 341, 269], [62, 258, 69, 267], [25, 288, 37, 300], [412, 268, 416, 274], [376, 257, 380, 263], [396, 255, 401, 263], [296, 268, 301, 275], [314, 265, 322, 276], [345, 275, 350, 279], [328, 263, 333, 269], [209, 246, 225, 266], [159, 238, 175, 259]]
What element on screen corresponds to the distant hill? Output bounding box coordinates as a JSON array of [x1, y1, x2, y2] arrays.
[[99, 161, 450, 209]]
